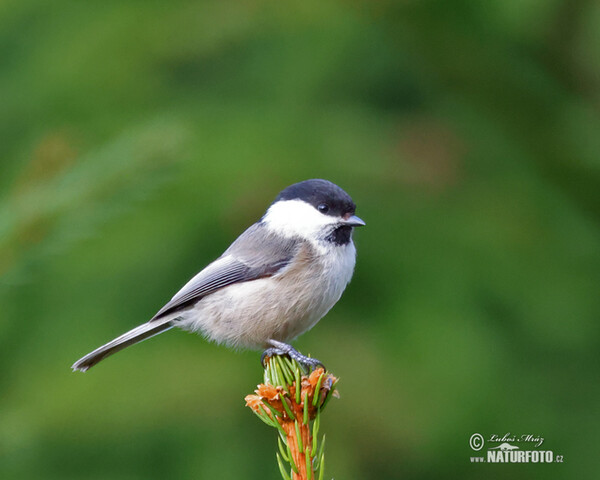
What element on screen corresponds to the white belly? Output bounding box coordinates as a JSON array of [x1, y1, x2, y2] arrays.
[[177, 242, 356, 349]]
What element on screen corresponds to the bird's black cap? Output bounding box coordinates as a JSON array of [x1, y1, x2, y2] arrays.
[[274, 179, 356, 218]]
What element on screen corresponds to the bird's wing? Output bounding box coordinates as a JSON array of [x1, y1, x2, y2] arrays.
[[151, 223, 301, 320]]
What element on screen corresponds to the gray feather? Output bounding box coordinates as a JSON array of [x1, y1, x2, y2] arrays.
[[71, 318, 173, 372], [151, 223, 300, 320], [72, 223, 301, 371]]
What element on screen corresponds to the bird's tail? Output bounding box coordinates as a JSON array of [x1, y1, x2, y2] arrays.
[[71, 318, 174, 372]]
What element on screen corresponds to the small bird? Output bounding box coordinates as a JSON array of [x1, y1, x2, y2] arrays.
[[72, 179, 365, 372]]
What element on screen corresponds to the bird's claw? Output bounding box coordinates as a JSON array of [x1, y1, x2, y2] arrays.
[[261, 339, 325, 372]]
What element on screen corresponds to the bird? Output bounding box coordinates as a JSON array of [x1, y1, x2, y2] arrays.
[[72, 179, 365, 372]]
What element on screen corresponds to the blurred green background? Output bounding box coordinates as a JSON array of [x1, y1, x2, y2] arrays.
[[1, 0, 599, 478]]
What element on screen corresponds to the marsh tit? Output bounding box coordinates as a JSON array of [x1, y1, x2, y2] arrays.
[[72, 179, 365, 372]]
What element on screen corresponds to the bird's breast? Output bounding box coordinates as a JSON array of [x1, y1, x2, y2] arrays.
[[180, 241, 356, 349]]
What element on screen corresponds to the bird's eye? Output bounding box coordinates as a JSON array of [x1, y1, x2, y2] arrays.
[[317, 203, 329, 214]]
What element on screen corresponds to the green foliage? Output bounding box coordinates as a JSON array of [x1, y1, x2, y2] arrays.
[[1, 1, 599, 479], [246, 356, 335, 480]]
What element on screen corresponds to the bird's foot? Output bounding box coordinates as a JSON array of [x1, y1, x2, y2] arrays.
[[261, 339, 325, 371]]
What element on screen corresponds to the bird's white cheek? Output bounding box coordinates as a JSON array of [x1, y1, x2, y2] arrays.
[[262, 200, 337, 240]]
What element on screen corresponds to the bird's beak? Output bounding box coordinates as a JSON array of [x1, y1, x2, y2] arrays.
[[342, 214, 366, 227]]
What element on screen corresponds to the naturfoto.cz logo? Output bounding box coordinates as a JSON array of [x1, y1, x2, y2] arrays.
[[469, 433, 564, 464]]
